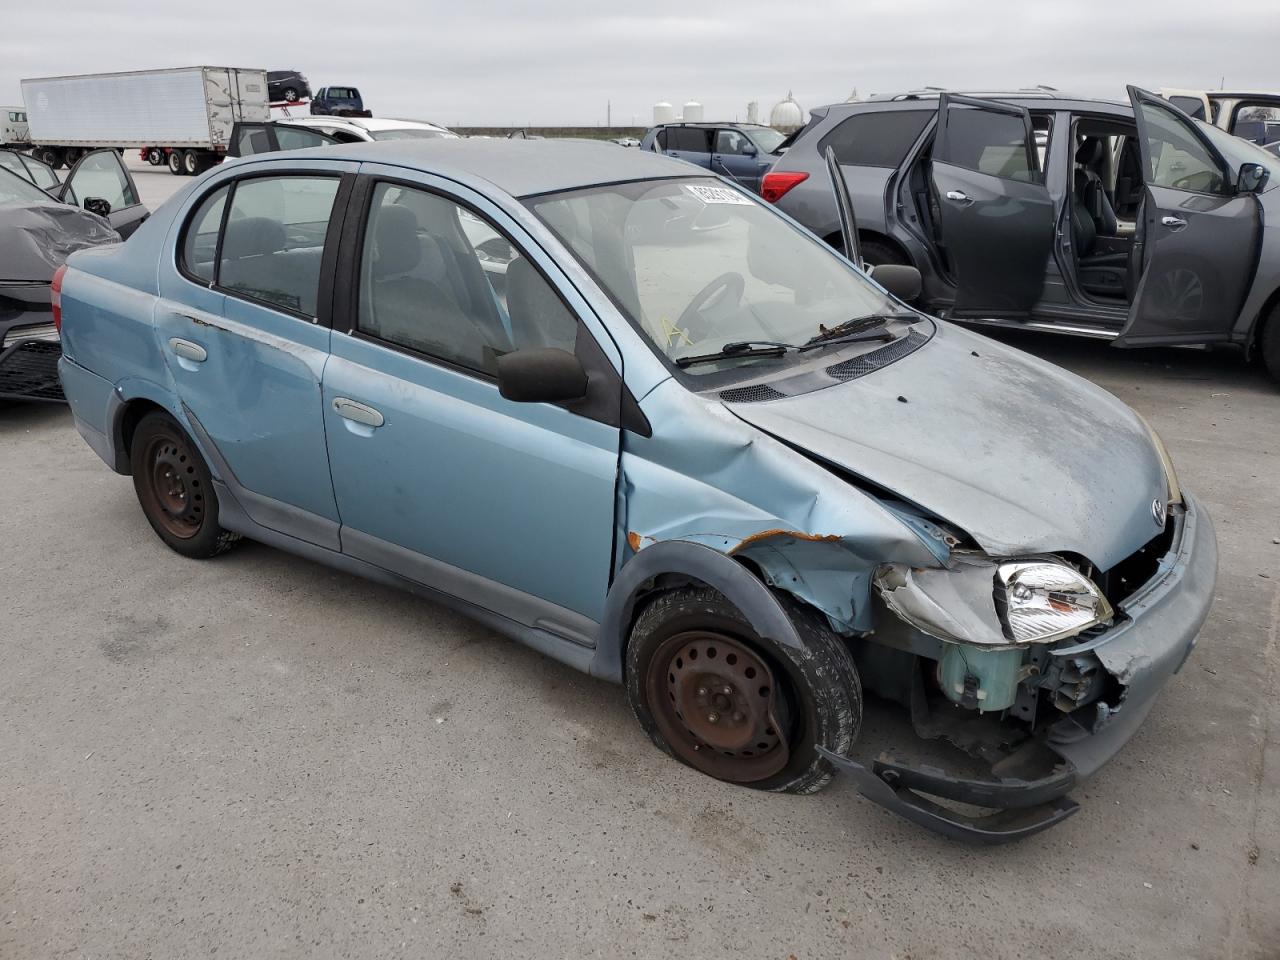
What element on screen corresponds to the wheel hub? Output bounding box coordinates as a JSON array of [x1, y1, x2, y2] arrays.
[[649, 630, 788, 782], [143, 438, 203, 538]]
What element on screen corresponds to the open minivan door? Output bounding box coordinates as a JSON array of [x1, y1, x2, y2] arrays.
[[58, 149, 149, 239], [1114, 87, 1263, 346], [929, 94, 1055, 317], [228, 122, 340, 158]]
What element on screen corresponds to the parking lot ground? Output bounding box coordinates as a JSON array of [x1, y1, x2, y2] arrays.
[[2, 183, 1277, 955]]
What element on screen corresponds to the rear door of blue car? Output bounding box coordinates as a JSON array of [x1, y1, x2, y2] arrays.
[[661, 126, 713, 171], [321, 164, 623, 630], [155, 159, 358, 549]]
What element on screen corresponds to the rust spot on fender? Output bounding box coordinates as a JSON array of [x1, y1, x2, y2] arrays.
[[627, 531, 643, 552], [728, 528, 841, 555]]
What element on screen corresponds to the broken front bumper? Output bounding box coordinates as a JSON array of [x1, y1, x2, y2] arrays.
[[823, 492, 1217, 844]]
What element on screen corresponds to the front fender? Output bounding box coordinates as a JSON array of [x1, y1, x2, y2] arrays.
[[590, 539, 805, 684]]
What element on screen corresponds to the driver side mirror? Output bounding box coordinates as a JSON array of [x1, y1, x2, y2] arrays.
[[868, 263, 923, 303], [497, 348, 588, 404], [1238, 162, 1269, 194], [83, 196, 112, 218], [741, 143, 757, 157]]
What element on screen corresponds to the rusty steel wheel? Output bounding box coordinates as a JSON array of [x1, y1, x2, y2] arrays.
[[627, 587, 862, 794], [647, 630, 790, 782], [130, 412, 239, 559]]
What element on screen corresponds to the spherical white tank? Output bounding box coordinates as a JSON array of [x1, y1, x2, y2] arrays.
[[769, 91, 805, 132], [653, 101, 675, 124], [683, 100, 704, 122]]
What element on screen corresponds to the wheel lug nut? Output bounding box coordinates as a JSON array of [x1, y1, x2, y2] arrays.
[[697, 686, 707, 697], [721, 685, 733, 696], [732, 712, 744, 722], [707, 712, 719, 723]]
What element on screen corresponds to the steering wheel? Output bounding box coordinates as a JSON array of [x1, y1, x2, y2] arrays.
[[676, 272, 745, 340]]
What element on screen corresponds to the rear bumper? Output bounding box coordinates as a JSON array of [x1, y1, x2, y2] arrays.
[[827, 493, 1218, 843]]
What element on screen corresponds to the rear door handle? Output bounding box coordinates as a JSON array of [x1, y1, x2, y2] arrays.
[[1161, 216, 1188, 231], [332, 397, 384, 428], [168, 337, 207, 363], [945, 190, 973, 205]]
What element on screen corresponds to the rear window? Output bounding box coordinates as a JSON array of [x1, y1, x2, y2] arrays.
[[817, 110, 932, 167], [328, 88, 358, 100], [668, 127, 712, 152]]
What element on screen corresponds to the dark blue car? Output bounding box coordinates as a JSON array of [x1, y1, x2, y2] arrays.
[[310, 85, 369, 117], [640, 122, 787, 193]]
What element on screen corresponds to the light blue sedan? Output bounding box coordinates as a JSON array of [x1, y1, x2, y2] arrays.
[[56, 139, 1216, 842]]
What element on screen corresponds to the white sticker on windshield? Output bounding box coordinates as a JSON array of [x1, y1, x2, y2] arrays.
[[684, 184, 754, 205]]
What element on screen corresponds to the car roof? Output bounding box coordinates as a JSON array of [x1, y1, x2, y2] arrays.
[[654, 121, 772, 129], [819, 91, 1129, 114], [292, 116, 448, 132], [246, 138, 712, 197]]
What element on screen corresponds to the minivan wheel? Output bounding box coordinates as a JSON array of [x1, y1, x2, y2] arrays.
[[167, 150, 182, 175], [1260, 304, 1280, 384], [131, 412, 240, 559], [626, 586, 861, 794]]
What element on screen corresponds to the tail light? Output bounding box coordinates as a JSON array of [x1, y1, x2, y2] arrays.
[[50, 264, 68, 332], [760, 171, 809, 204]]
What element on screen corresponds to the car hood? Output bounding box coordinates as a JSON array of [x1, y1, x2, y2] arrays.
[[723, 322, 1170, 571], [0, 200, 120, 281]]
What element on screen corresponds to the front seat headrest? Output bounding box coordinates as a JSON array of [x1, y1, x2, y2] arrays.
[[1075, 137, 1104, 166], [223, 216, 286, 259], [373, 204, 422, 278]]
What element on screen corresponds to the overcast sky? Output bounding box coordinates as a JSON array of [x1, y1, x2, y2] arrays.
[[3, 0, 1276, 127]]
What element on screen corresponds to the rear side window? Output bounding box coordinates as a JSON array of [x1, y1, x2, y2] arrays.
[[182, 186, 229, 283], [942, 108, 1035, 181], [217, 176, 341, 316], [818, 110, 931, 167], [668, 127, 712, 152]]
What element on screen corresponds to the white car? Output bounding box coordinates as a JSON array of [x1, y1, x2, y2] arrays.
[[272, 116, 458, 143], [1159, 88, 1280, 145]]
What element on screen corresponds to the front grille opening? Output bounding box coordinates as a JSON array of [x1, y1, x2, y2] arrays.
[[1097, 521, 1178, 606], [0, 341, 64, 400]]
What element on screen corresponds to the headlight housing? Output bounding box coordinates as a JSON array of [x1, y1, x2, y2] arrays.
[[875, 555, 1113, 647]]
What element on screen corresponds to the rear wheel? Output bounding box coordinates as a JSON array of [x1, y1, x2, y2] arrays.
[[1261, 304, 1280, 385], [282, 86, 300, 102], [130, 412, 239, 559], [167, 150, 182, 175], [182, 149, 200, 175], [626, 587, 861, 794]]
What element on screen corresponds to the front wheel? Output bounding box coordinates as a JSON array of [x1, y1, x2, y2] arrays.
[[130, 412, 240, 559], [626, 587, 861, 794]]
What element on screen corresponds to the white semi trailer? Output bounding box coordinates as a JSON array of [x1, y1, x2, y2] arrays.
[[22, 66, 269, 176]]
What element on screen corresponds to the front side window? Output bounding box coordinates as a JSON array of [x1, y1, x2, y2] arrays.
[[818, 110, 932, 168], [528, 179, 900, 377], [942, 107, 1036, 181], [217, 176, 340, 316], [358, 182, 578, 376], [1139, 102, 1228, 194], [64, 151, 138, 211], [715, 129, 752, 155]]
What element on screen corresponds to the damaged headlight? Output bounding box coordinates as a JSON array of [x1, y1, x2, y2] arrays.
[[875, 555, 1113, 647], [995, 561, 1114, 644]]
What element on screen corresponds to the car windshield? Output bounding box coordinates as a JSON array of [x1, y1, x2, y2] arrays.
[[527, 178, 900, 375], [369, 128, 452, 141], [1194, 118, 1280, 188], [749, 128, 787, 154], [0, 166, 54, 205]]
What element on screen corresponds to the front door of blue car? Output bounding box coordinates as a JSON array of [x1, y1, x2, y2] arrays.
[[710, 128, 763, 191], [322, 168, 622, 637], [157, 163, 356, 549]]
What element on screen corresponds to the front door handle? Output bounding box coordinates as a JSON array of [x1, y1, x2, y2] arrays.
[[332, 397, 384, 428], [1161, 215, 1188, 231], [945, 190, 973, 205], [168, 337, 207, 362]]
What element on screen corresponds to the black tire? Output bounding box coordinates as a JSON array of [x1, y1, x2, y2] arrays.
[[1260, 303, 1280, 385], [167, 150, 182, 175], [182, 149, 200, 176], [859, 239, 908, 268], [626, 586, 861, 795], [147, 148, 163, 166], [130, 412, 240, 559], [283, 87, 299, 102]]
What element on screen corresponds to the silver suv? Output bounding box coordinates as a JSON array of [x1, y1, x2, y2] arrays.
[[764, 87, 1280, 380]]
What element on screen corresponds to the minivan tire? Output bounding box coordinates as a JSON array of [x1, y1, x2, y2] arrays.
[[626, 586, 861, 795], [130, 412, 240, 559], [1260, 304, 1280, 384]]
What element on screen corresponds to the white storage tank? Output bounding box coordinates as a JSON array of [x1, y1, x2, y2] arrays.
[[769, 91, 805, 132], [653, 101, 675, 124], [746, 101, 759, 124], [683, 100, 704, 122]]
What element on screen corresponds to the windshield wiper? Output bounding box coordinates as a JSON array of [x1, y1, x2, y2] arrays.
[[800, 312, 917, 349], [675, 340, 796, 369]]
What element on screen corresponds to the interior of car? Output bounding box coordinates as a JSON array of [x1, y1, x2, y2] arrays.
[[1068, 118, 1143, 304]]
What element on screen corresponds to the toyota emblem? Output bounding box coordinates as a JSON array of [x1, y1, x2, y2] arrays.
[[1152, 498, 1166, 526]]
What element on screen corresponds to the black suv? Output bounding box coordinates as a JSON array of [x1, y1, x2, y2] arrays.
[[267, 70, 311, 104], [764, 87, 1280, 377]]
